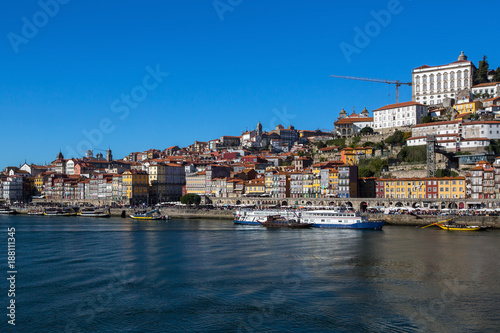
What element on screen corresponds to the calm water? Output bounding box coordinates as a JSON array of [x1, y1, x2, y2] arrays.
[[0, 215, 499, 333]]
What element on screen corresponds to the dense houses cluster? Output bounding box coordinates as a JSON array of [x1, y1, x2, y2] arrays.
[[2, 52, 500, 205]]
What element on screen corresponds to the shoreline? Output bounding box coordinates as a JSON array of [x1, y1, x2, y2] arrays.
[[7, 207, 500, 228]]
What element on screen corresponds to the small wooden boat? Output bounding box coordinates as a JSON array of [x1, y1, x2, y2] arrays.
[[423, 218, 485, 231], [435, 223, 483, 231], [259, 215, 313, 229]]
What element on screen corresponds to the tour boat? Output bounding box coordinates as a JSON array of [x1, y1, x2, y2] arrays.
[[258, 215, 313, 229], [44, 207, 76, 216], [129, 209, 166, 220], [235, 208, 385, 229], [27, 208, 44, 215], [78, 207, 111, 217], [0, 206, 16, 215]]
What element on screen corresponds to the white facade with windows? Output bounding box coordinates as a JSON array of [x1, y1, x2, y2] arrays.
[[412, 52, 475, 105], [471, 82, 500, 99], [372, 101, 427, 130]]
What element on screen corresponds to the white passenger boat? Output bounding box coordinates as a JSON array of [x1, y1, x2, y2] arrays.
[[235, 208, 384, 229]]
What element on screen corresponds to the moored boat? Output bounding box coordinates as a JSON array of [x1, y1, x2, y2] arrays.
[[422, 218, 487, 231], [259, 215, 313, 229], [129, 209, 166, 220], [78, 207, 111, 217], [27, 208, 44, 215], [44, 207, 76, 216], [235, 208, 384, 230], [0, 206, 16, 215]]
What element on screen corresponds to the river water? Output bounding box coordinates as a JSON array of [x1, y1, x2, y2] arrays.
[[0, 215, 499, 332]]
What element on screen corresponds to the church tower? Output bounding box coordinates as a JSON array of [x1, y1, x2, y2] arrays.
[[338, 108, 347, 119], [361, 107, 369, 117], [257, 121, 263, 135], [106, 148, 113, 162]]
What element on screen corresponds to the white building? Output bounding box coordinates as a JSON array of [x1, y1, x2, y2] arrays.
[[372, 101, 427, 131], [407, 120, 500, 151], [412, 51, 475, 105], [2, 176, 23, 203], [334, 108, 373, 136], [471, 82, 500, 99]]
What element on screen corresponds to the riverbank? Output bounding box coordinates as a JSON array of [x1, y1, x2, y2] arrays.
[[8, 207, 500, 228]]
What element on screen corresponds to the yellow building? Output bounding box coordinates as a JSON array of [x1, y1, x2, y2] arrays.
[[122, 170, 148, 204], [454, 101, 482, 115], [244, 178, 265, 196], [34, 171, 54, 195], [382, 178, 426, 199], [185, 171, 206, 195], [437, 177, 466, 199]]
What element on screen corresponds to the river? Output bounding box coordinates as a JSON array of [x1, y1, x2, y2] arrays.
[[0, 215, 498, 332]]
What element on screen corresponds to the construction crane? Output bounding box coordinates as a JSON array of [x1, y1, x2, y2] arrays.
[[330, 75, 412, 104]]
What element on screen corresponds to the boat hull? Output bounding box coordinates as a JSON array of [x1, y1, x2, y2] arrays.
[[312, 221, 385, 230], [235, 219, 385, 229], [78, 213, 111, 217], [436, 224, 482, 231]]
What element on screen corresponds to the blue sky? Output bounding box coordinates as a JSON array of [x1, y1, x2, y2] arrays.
[[1, 0, 499, 168]]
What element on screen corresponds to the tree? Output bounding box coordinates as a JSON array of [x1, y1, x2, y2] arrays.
[[180, 194, 201, 206], [360, 126, 374, 135], [421, 115, 434, 124], [397, 146, 426, 163], [349, 136, 361, 148], [494, 67, 500, 82], [385, 130, 405, 146], [474, 55, 490, 85], [436, 169, 458, 177]]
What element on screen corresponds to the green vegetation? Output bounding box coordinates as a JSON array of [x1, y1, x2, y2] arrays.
[[358, 157, 388, 178], [360, 126, 373, 135], [397, 145, 427, 163], [487, 139, 500, 154], [474, 55, 490, 85], [455, 151, 471, 156], [349, 136, 361, 148], [362, 141, 375, 148], [436, 169, 459, 177], [180, 194, 201, 206], [384, 130, 410, 146], [421, 115, 434, 124], [325, 138, 346, 148], [494, 67, 500, 82]]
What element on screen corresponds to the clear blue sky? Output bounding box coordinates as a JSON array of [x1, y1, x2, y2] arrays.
[[1, 0, 499, 168]]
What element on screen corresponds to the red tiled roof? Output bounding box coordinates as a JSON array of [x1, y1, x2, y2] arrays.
[[373, 101, 424, 111], [334, 117, 373, 124], [472, 82, 500, 88]]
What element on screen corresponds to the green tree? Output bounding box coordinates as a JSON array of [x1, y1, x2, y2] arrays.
[[349, 136, 361, 148], [436, 169, 458, 177], [385, 130, 406, 146], [493, 67, 500, 82], [360, 126, 374, 135], [421, 115, 434, 124], [180, 194, 201, 206], [474, 55, 490, 85], [397, 146, 426, 163]]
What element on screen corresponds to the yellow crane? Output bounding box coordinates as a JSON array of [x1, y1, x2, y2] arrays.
[[330, 75, 412, 104]]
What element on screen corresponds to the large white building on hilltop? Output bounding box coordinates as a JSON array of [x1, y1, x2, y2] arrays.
[[412, 52, 476, 105], [372, 101, 427, 131]]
